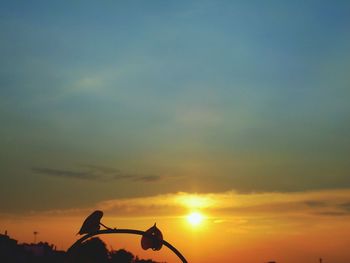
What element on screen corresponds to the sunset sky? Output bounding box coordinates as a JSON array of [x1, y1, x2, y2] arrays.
[[1, 1, 350, 262]]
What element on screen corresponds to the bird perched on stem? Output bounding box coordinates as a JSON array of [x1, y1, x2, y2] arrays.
[[77, 210, 112, 235]]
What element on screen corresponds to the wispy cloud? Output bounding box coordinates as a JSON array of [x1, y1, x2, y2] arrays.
[[32, 165, 162, 183], [84, 189, 350, 218], [11, 187, 350, 221], [339, 201, 350, 212], [32, 167, 98, 180], [134, 175, 161, 182]]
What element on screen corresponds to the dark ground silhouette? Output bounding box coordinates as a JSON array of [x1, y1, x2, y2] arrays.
[[1, 232, 164, 263]]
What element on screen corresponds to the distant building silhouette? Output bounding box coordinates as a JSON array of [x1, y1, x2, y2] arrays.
[[0, 232, 19, 263], [1, 232, 65, 262]]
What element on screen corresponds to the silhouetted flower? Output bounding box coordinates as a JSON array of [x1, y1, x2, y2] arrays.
[[141, 223, 163, 251]]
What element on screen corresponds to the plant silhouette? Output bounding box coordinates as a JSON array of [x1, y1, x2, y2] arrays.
[[69, 211, 187, 263], [68, 237, 109, 263]]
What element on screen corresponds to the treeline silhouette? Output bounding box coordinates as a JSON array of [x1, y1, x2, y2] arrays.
[[1, 233, 164, 263]]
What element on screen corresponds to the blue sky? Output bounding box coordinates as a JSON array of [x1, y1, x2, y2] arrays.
[[1, 1, 350, 213]]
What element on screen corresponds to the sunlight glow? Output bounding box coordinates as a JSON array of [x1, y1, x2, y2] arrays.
[[175, 194, 213, 209], [187, 212, 204, 226]]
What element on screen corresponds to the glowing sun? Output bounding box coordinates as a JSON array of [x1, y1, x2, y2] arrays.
[[187, 212, 204, 226]]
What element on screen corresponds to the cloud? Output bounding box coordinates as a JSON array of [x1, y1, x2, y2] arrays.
[[11, 186, 350, 221], [80, 189, 350, 218], [32, 165, 162, 183], [303, 200, 326, 207], [339, 201, 350, 212], [134, 175, 161, 182], [315, 211, 348, 217], [32, 167, 98, 180]]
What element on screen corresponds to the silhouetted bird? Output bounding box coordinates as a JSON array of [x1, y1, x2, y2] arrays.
[[78, 210, 111, 235]]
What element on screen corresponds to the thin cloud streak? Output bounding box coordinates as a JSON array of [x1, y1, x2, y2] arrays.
[[10, 187, 350, 219], [88, 189, 350, 218], [32, 167, 98, 180], [134, 175, 162, 182], [32, 165, 162, 183]]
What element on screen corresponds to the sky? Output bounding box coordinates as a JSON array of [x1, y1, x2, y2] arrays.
[[1, 1, 350, 262]]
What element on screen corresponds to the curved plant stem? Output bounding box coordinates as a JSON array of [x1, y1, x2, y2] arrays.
[[67, 228, 188, 263]]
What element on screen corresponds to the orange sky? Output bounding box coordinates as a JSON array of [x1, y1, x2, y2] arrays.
[[2, 189, 350, 263], [2, 2, 350, 263]]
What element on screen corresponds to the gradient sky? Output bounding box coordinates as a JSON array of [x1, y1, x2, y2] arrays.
[[1, 1, 350, 262]]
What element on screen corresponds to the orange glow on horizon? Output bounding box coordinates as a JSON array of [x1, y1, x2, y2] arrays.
[[1, 189, 350, 263], [175, 193, 214, 209]]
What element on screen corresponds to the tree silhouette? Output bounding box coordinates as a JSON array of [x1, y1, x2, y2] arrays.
[[110, 249, 134, 263], [68, 237, 109, 263], [68, 238, 162, 263]]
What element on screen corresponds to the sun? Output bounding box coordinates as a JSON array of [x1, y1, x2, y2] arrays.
[[186, 212, 204, 226]]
